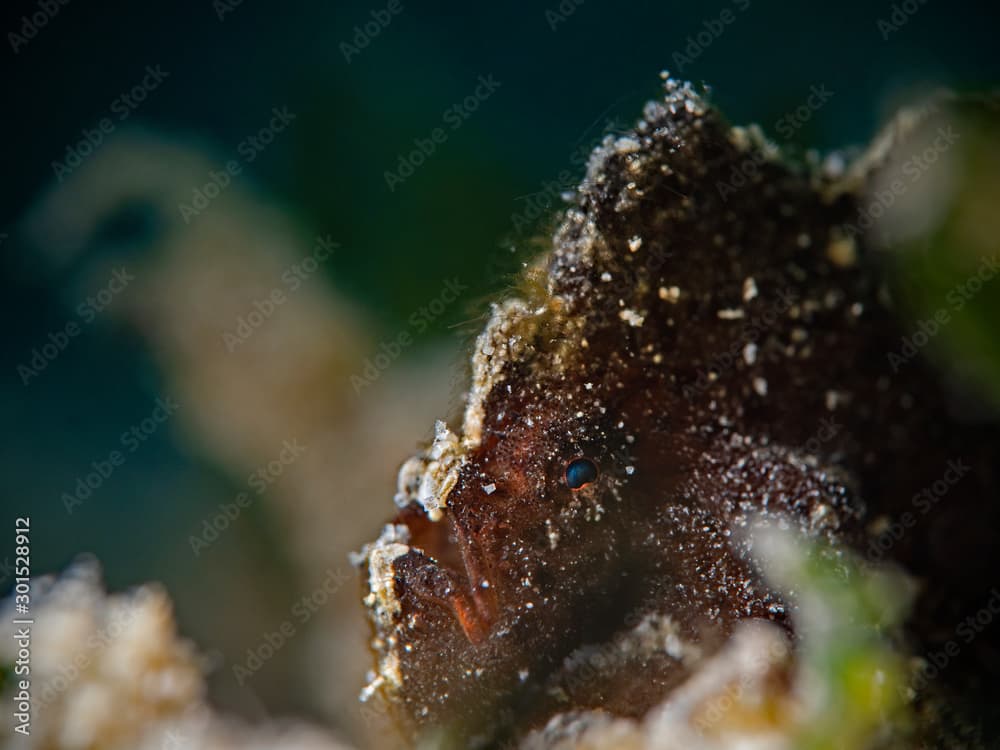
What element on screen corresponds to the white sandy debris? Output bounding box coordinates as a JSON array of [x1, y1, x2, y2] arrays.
[[620, 309, 645, 327], [753, 377, 769, 396], [658, 286, 681, 303]]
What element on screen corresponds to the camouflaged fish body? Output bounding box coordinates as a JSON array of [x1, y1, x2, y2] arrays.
[[356, 78, 1000, 746]]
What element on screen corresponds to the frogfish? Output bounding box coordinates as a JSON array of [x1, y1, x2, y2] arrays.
[[355, 76, 1000, 748]]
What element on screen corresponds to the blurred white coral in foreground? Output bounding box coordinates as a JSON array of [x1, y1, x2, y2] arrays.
[[1, 562, 352, 750], [520, 623, 794, 750], [517, 522, 914, 750]]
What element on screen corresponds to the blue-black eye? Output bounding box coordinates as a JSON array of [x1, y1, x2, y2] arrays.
[[565, 457, 598, 490]]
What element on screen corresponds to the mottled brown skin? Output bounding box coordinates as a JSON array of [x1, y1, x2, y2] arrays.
[[361, 80, 1000, 747]]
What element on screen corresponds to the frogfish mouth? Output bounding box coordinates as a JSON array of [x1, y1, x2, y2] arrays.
[[355, 77, 1000, 746]]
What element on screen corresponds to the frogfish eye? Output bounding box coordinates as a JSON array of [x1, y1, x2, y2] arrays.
[[565, 457, 598, 490]]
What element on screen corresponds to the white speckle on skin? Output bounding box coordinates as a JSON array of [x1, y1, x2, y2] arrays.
[[827, 231, 858, 268], [546, 519, 560, 550], [628, 235, 643, 252], [659, 286, 681, 303], [717, 308, 745, 320], [482, 483, 496, 495], [742, 277, 758, 302], [614, 136, 642, 154], [620, 309, 645, 327], [600, 271, 612, 282], [753, 377, 768, 396], [743, 342, 758, 365]]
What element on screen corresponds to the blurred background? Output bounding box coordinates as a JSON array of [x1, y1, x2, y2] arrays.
[[1, 0, 999, 746]]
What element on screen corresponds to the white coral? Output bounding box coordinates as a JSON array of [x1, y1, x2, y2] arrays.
[[0, 562, 353, 750]]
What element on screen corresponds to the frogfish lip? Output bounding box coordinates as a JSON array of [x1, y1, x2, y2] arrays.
[[386, 500, 499, 645]]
